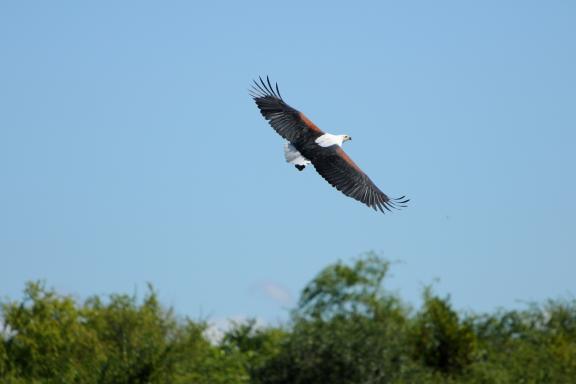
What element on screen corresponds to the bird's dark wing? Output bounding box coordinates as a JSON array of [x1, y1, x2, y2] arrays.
[[311, 146, 409, 213], [250, 76, 324, 142]]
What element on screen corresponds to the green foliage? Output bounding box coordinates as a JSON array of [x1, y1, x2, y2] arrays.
[[0, 281, 247, 384], [410, 288, 477, 375], [221, 319, 286, 382], [1, 281, 104, 382], [0, 330, 6, 376], [470, 299, 576, 383], [298, 252, 397, 320], [258, 314, 416, 384], [2, 255, 576, 383], [259, 254, 413, 384]]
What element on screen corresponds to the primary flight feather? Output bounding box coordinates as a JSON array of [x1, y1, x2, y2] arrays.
[[250, 76, 409, 213]]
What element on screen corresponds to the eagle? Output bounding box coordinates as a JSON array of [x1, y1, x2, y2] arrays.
[[250, 76, 409, 213]]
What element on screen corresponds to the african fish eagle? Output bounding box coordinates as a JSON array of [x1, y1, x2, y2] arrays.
[[250, 76, 409, 213]]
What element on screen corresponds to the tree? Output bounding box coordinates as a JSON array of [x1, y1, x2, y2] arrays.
[[410, 288, 477, 376], [258, 253, 413, 384], [471, 299, 576, 383], [0, 281, 104, 382], [298, 252, 402, 320], [3, 256, 576, 383], [0, 281, 248, 384], [221, 319, 286, 382]]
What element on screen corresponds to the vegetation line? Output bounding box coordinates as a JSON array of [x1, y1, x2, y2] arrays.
[[1, 253, 575, 383]]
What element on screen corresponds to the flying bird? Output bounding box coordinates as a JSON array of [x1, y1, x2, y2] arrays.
[[250, 76, 409, 213]]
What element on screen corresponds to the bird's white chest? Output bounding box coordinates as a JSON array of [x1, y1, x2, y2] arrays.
[[314, 133, 344, 148]]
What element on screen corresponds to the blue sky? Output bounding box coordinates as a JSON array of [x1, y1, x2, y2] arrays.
[[1, 1, 575, 324]]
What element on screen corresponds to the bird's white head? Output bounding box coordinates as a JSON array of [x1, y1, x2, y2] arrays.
[[315, 133, 352, 148]]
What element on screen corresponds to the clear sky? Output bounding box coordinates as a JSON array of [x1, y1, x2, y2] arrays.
[[1, 1, 575, 325]]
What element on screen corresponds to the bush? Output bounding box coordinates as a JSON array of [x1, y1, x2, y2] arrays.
[[2, 255, 576, 383], [410, 288, 477, 376]]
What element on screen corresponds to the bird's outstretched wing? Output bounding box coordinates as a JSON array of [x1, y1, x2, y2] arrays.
[[311, 146, 409, 213], [250, 76, 323, 142]]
